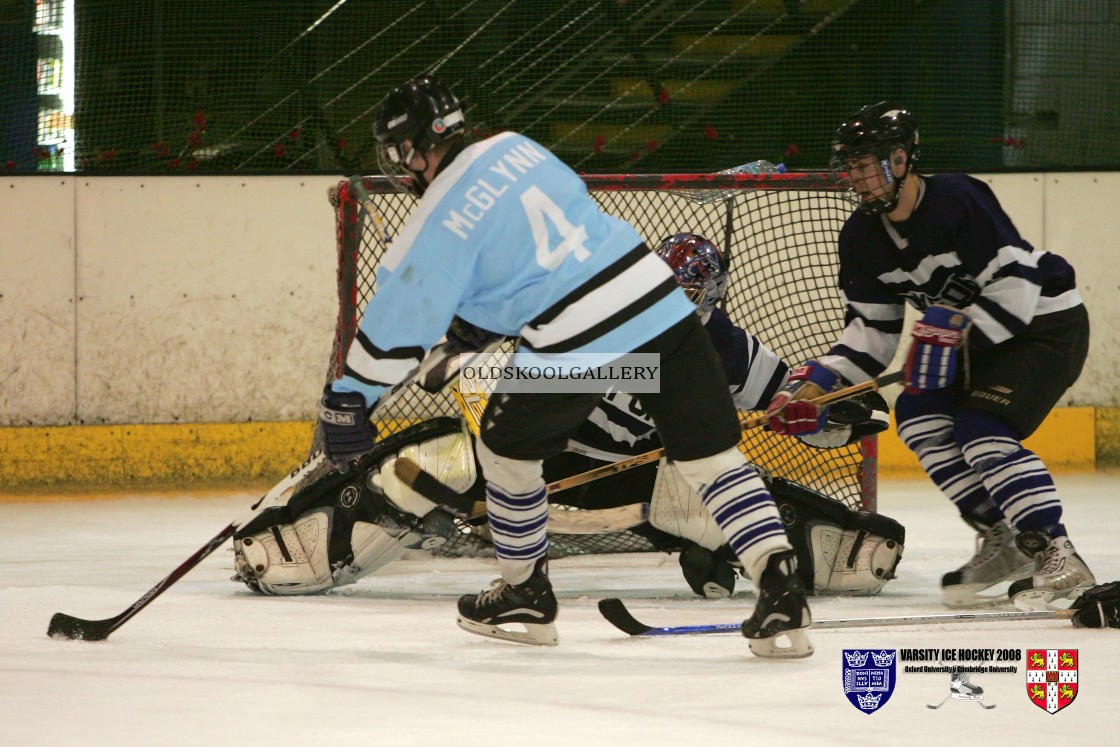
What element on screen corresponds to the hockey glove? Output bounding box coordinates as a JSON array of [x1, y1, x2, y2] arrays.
[[797, 391, 890, 449], [904, 305, 970, 391], [319, 385, 375, 473], [1071, 581, 1120, 629], [766, 361, 841, 436]]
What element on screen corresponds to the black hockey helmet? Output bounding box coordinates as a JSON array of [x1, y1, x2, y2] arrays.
[[831, 102, 920, 215], [374, 74, 466, 194]]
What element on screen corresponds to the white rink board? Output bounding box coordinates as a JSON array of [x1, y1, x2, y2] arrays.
[[0, 178, 76, 424], [1, 475, 1117, 745], [0, 172, 1117, 426]]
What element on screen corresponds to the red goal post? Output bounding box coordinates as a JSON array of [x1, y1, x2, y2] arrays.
[[325, 171, 878, 512]]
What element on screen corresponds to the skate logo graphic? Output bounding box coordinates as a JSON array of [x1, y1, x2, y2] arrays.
[[1026, 649, 1078, 713], [927, 671, 996, 710], [842, 649, 896, 713]]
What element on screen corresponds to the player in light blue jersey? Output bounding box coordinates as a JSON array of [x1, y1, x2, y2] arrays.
[[766, 103, 1094, 612], [316, 75, 812, 657]]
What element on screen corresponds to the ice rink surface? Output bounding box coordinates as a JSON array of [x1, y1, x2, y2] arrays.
[[2, 475, 1118, 746]]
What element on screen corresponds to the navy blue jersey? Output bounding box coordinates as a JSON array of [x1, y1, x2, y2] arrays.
[[567, 308, 788, 460], [819, 173, 1082, 383]]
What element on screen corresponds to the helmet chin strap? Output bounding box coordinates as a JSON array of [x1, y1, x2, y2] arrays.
[[407, 139, 466, 196], [858, 154, 910, 215]]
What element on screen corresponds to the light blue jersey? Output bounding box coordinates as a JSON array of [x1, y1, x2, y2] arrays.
[[335, 132, 696, 406]]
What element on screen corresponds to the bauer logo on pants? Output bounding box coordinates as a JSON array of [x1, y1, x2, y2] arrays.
[[1026, 649, 1078, 714], [842, 649, 896, 713]]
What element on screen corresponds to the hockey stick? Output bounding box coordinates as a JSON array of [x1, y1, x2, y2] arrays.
[[392, 457, 649, 534], [47, 365, 426, 642], [547, 370, 906, 495], [596, 597, 1078, 637]]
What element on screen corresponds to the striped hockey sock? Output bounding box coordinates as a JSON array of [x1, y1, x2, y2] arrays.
[[960, 437, 1062, 532], [486, 481, 549, 585], [899, 413, 1000, 522], [675, 448, 790, 583]]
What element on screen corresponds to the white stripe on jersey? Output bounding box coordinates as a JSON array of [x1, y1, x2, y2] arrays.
[[730, 341, 786, 410], [849, 297, 906, 322], [344, 346, 420, 386], [878, 251, 962, 287], [520, 252, 675, 350]]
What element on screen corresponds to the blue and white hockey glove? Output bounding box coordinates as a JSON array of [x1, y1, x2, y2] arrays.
[[904, 305, 970, 391], [319, 385, 375, 473], [765, 361, 841, 436]]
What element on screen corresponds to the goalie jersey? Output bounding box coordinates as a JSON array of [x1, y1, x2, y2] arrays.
[[334, 131, 695, 406], [819, 173, 1082, 384], [568, 308, 789, 461]]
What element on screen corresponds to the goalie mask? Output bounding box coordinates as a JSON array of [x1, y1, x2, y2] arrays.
[[831, 102, 919, 216], [655, 233, 729, 322], [374, 74, 466, 196]]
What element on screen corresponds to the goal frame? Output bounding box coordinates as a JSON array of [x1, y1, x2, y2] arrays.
[[326, 171, 878, 512]]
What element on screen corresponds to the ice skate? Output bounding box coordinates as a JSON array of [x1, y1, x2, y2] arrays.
[[1009, 532, 1095, 611], [457, 557, 559, 646], [951, 672, 983, 698], [940, 520, 1033, 607], [740, 550, 813, 659]]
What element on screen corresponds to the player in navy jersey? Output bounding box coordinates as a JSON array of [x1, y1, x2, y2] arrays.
[[317, 75, 812, 656], [765, 102, 1094, 611]]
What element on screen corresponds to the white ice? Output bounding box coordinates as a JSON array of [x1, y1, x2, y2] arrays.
[[2, 476, 1118, 746]]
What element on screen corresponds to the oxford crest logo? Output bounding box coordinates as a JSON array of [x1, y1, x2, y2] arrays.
[[1026, 649, 1078, 713], [842, 649, 896, 713]]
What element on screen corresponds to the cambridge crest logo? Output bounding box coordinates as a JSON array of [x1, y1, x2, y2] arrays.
[[1026, 649, 1078, 714], [842, 649, 896, 713]]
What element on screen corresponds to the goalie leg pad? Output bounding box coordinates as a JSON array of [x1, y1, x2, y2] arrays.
[[770, 477, 905, 595], [647, 458, 725, 551], [233, 418, 472, 595], [235, 509, 406, 595]]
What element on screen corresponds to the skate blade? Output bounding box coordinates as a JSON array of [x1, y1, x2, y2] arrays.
[[941, 570, 1034, 608], [456, 616, 559, 647], [942, 584, 1020, 608], [747, 628, 813, 659], [1012, 582, 1094, 612]]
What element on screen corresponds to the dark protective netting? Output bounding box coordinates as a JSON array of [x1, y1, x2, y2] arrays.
[[318, 172, 877, 515], [4, 0, 1119, 174]]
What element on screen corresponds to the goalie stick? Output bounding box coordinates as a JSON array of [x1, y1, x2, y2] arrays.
[[392, 457, 648, 534], [596, 597, 1093, 637], [546, 369, 906, 495], [46, 362, 426, 642]]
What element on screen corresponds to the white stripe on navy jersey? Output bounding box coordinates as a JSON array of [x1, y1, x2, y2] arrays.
[[824, 173, 1080, 380]]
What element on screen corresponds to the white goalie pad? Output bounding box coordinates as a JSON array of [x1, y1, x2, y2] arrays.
[[807, 523, 904, 595], [647, 458, 725, 551], [234, 510, 406, 595], [232, 418, 478, 596], [376, 427, 477, 518]]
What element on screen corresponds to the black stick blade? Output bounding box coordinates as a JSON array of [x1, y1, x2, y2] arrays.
[[47, 612, 113, 642], [597, 598, 652, 636]]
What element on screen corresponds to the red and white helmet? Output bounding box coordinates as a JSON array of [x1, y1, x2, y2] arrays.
[[654, 233, 729, 320]]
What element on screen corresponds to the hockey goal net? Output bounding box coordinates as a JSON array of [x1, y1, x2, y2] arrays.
[[324, 171, 877, 513]]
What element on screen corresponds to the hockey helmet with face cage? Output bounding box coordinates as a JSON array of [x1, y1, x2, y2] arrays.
[[654, 233, 729, 320], [374, 74, 466, 194], [831, 102, 919, 215]]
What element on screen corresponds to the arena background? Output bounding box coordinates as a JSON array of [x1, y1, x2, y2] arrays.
[[2, 0, 1119, 492]]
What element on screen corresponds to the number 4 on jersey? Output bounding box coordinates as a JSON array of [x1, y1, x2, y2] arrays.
[[520, 185, 590, 270]]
